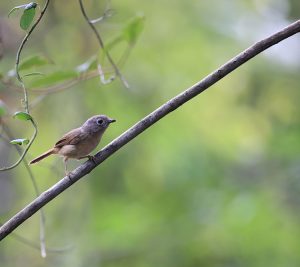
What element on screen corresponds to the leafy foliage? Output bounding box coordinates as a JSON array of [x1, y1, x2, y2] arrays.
[[28, 70, 78, 88], [123, 14, 145, 45], [19, 54, 50, 71], [20, 5, 36, 30]]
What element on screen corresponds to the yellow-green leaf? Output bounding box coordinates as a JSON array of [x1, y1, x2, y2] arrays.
[[13, 111, 32, 121], [123, 14, 145, 45], [29, 70, 78, 88], [19, 55, 50, 71]]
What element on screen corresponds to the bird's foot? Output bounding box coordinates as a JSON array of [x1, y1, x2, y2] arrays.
[[87, 155, 96, 164]]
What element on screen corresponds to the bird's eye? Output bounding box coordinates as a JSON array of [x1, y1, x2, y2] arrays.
[[97, 119, 104, 125]]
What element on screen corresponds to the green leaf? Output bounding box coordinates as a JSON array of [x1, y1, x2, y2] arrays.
[[105, 35, 123, 53], [123, 14, 145, 45], [10, 138, 30, 145], [20, 6, 36, 30], [100, 14, 145, 56], [13, 111, 32, 121], [29, 70, 79, 88], [19, 55, 50, 71]]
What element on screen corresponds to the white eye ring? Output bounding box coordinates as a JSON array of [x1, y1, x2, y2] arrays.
[[97, 119, 104, 125]]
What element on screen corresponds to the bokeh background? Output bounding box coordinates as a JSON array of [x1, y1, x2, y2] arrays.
[[1, 0, 300, 266]]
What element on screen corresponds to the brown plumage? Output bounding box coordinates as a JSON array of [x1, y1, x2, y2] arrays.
[[30, 115, 116, 175], [29, 148, 55, 164]]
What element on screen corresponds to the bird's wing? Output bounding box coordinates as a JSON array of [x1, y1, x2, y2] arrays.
[[54, 128, 83, 148]]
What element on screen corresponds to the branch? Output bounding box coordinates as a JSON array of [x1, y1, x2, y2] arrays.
[[1, 19, 300, 241], [78, 0, 129, 88]]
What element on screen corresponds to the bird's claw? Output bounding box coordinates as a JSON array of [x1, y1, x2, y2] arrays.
[[87, 155, 96, 164]]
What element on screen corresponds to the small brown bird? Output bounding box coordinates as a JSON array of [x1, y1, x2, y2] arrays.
[[30, 115, 116, 175]]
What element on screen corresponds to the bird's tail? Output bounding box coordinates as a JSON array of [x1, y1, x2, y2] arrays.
[[29, 148, 55, 164]]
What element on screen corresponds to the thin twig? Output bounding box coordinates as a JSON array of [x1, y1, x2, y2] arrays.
[[2, 41, 135, 97], [78, 0, 129, 88], [0, 0, 50, 171], [0, 19, 300, 240], [0, 223, 73, 253], [2, 125, 47, 257], [15, 0, 51, 112], [2, 69, 101, 96], [0, 118, 37, 171], [8, 231, 74, 253]]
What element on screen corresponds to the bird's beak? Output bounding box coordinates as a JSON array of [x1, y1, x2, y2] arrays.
[[109, 118, 116, 123]]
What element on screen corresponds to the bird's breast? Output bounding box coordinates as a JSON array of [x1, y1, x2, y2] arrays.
[[75, 132, 103, 158]]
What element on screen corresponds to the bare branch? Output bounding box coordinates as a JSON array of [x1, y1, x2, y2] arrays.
[[78, 0, 129, 88], [1, 125, 46, 257], [0, 223, 73, 253], [1, 19, 300, 241]]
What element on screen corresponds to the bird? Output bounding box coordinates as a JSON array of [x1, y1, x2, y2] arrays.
[[29, 115, 116, 175]]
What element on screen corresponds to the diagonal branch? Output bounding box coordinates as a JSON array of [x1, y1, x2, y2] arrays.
[[1, 19, 300, 241]]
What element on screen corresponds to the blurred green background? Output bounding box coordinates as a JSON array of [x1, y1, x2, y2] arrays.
[[1, 0, 300, 266]]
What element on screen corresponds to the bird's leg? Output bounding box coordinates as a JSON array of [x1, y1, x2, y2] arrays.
[[78, 155, 96, 164], [63, 157, 69, 176]]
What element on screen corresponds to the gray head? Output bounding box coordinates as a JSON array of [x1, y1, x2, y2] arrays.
[[82, 115, 116, 133]]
